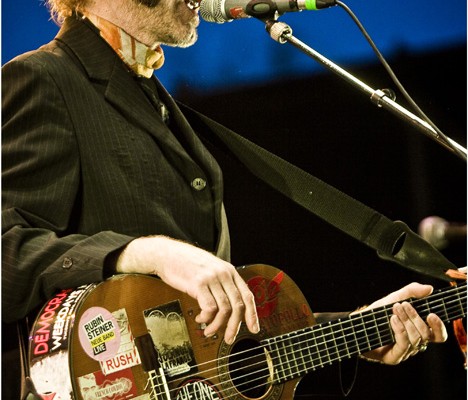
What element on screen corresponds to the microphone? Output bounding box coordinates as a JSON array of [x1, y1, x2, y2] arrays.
[[418, 216, 467, 250], [200, 0, 336, 23]]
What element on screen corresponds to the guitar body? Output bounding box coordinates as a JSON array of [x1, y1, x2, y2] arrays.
[[28, 264, 316, 400]]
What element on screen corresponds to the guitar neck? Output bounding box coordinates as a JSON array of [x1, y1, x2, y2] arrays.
[[263, 283, 466, 383]]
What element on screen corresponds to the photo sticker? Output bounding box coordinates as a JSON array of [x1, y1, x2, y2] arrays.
[[144, 300, 197, 378]]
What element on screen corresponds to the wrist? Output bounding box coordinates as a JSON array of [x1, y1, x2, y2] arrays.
[[115, 235, 170, 275]]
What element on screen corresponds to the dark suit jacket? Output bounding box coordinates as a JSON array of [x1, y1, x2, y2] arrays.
[[2, 15, 357, 399], [2, 15, 229, 323]]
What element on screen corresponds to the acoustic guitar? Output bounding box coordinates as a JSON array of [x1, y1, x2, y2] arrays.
[[27, 264, 466, 400]]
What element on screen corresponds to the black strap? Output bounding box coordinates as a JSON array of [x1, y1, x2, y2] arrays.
[[178, 102, 456, 282], [17, 320, 41, 400]]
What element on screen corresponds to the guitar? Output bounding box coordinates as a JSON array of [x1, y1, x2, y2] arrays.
[[27, 264, 466, 400]]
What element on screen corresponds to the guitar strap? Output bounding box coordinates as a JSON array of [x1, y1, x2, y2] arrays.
[[17, 319, 41, 400], [178, 102, 456, 282]]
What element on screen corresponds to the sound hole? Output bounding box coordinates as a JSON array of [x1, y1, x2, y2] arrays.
[[228, 338, 271, 398]]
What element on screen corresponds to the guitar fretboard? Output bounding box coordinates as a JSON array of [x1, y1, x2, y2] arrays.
[[263, 283, 466, 383]]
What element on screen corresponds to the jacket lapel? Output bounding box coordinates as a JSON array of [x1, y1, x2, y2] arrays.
[[56, 16, 183, 155]]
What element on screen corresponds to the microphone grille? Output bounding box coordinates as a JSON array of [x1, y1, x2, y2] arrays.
[[418, 216, 448, 249], [200, 0, 228, 23]]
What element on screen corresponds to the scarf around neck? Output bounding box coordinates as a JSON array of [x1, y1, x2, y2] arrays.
[[85, 12, 165, 78]]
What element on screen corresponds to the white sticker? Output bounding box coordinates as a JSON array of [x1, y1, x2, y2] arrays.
[[99, 308, 142, 375]]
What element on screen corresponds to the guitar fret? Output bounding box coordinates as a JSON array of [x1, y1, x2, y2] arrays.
[[327, 320, 349, 363], [371, 311, 383, 348], [308, 328, 322, 369], [268, 337, 283, 382], [373, 308, 393, 348], [384, 307, 395, 345], [441, 298, 450, 323], [281, 334, 294, 380], [455, 287, 466, 319], [347, 316, 359, 355], [282, 338, 293, 379], [350, 313, 371, 354], [432, 297, 450, 323], [359, 313, 373, 352], [334, 319, 351, 359], [419, 298, 431, 320], [327, 322, 339, 362], [303, 330, 315, 371], [316, 325, 332, 366], [289, 333, 301, 377]]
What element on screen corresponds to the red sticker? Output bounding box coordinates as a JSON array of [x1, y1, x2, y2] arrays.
[[78, 369, 137, 400], [247, 271, 284, 318]]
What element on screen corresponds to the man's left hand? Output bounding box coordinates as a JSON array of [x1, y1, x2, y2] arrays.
[[355, 283, 448, 365]]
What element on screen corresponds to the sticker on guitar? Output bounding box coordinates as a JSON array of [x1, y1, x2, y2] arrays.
[[144, 300, 197, 378], [77, 368, 138, 400], [98, 308, 142, 376], [247, 271, 284, 318], [175, 378, 221, 400], [247, 271, 312, 332], [78, 307, 121, 361]]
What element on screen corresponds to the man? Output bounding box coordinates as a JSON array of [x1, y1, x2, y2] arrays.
[[2, 0, 448, 398]]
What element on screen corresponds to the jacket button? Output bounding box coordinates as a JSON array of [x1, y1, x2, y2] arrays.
[[191, 178, 207, 191], [62, 257, 73, 269]]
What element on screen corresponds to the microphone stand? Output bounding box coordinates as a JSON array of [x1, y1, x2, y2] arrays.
[[264, 19, 467, 161]]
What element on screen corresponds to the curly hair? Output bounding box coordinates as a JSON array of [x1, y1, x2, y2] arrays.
[[45, 0, 88, 24], [45, 0, 161, 24]]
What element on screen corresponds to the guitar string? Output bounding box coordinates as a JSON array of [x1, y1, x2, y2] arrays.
[[147, 290, 464, 400], [248, 288, 466, 373], [259, 289, 467, 383], [228, 289, 467, 396], [151, 303, 464, 399], [186, 284, 465, 377], [147, 285, 465, 398], [146, 286, 465, 398], [152, 312, 458, 398], [213, 293, 463, 392], [216, 287, 468, 396]]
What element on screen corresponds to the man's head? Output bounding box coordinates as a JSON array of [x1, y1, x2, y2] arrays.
[[46, 0, 200, 48]]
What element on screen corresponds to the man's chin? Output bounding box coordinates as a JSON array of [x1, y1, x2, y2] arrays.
[[165, 31, 198, 48]]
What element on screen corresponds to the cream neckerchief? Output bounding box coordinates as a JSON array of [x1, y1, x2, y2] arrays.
[[85, 13, 164, 78]]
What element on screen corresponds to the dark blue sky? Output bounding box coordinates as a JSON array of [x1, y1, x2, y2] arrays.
[[2, 0, 466, 93]]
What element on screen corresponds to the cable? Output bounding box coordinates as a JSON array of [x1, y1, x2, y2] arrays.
[[335, 0, 466, 161]]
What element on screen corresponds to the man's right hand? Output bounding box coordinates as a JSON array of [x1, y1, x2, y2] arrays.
[[115, 235, 260, 344]]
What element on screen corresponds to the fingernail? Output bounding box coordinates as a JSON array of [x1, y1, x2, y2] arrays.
[[204, 328, 215, 338], [253, 322, 260, 334]]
